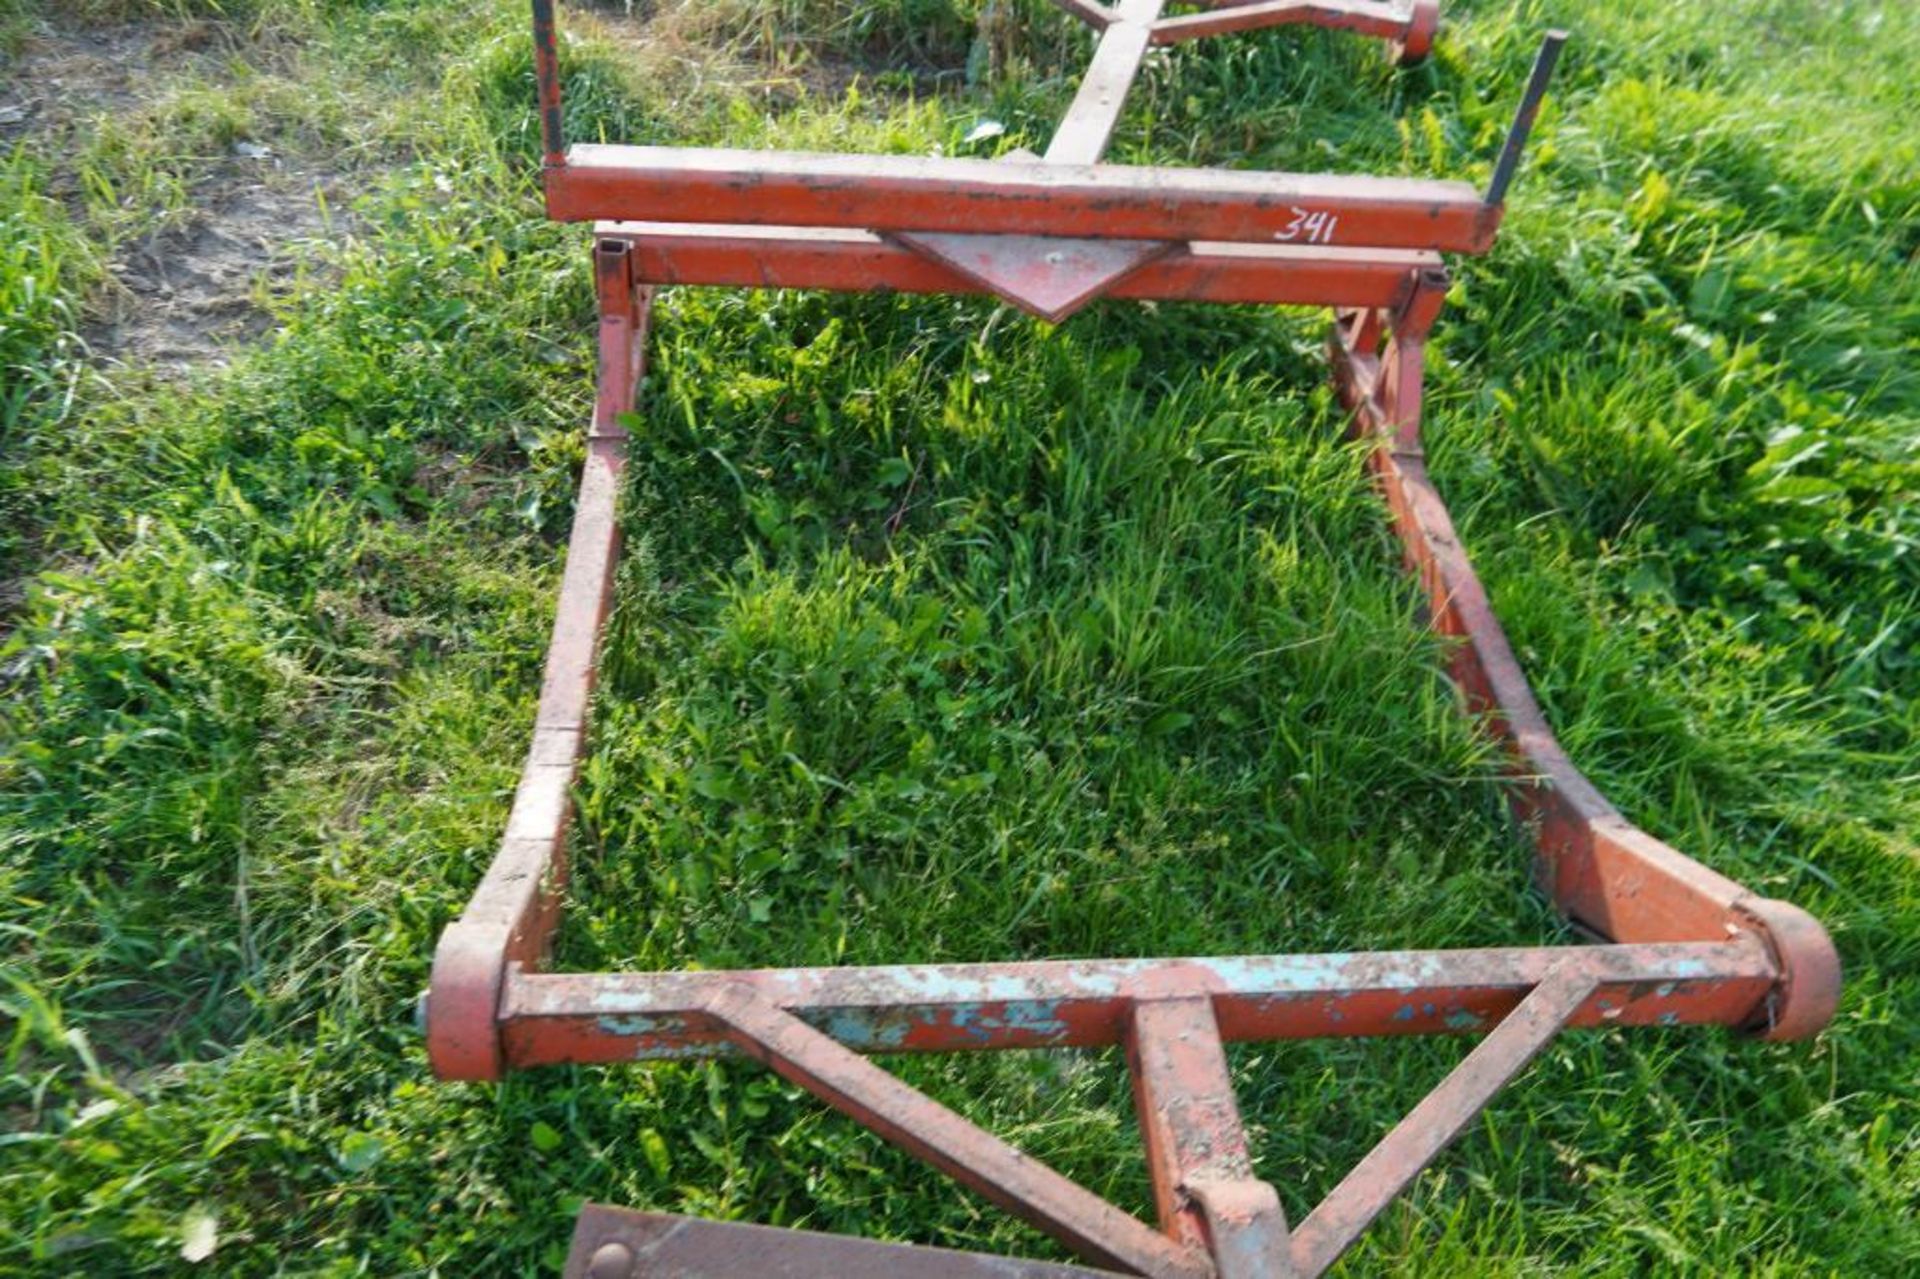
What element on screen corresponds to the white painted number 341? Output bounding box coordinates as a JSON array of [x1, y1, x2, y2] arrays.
[[1275, 206, 1339, 245]]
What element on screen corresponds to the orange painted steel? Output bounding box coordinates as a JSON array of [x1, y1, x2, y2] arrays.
[[545, 147, 1499, 253], [605, 223, 1439, 310], [425, 5, 1839, 1276]]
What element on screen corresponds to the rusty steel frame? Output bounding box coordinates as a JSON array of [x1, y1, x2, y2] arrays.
[[427, 5, 1840, 1276]]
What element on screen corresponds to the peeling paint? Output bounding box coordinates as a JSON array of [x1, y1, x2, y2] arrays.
[[943, 1000, 1070, 1043], [598, 1013, 679, 1037], [816, 1010, 912, 1051]]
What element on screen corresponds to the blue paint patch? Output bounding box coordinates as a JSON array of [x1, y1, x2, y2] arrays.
[[1392, 1004, 1417, 1022], [818, 1010, 911, 1051], [598, 1013, 731, 1059], [944, 1000, 1069, 1043], [1657, 1012, 1680, 1026], [632, 1041, 735, 1061], [1444, 1010, 1484, 1030]]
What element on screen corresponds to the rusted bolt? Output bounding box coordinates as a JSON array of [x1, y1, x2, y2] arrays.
[[586, 1241, 635, 1279]]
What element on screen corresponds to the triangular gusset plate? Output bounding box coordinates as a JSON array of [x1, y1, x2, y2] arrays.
[[892, 231, 1175, 322]]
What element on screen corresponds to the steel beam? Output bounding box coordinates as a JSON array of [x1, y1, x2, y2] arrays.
[[597, 222, 1438, 309], [496, 941, 1779, 1067], [1046, 0, 1166, 165], [547, 147, 1499, 253]]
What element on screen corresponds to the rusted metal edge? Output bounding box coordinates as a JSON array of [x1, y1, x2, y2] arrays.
[[495, 939, 1778, 1067], [1329, 275, 1841, 1043], [547, 146, 1500, 253], [425, 240, 650, 1081]]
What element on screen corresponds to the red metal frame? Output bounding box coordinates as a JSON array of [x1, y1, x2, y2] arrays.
[[428, 6, 1839, 1276]]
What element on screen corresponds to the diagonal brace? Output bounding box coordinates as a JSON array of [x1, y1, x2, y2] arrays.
[[1287, 963, 1599, 1276], [704, 985, 1214, 1279]]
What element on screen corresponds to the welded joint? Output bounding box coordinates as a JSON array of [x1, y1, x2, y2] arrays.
[[1390, 266, 1450, 343], [705, 984, 1217, 1279], [1358, 265, 1448, 451]]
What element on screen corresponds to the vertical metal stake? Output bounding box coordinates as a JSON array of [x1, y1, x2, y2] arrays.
[[1484, 30, 1568, 206]]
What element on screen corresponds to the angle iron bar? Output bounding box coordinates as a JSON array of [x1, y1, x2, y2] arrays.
[[530, 0, 563, 167], [1484, 29, 1568, 206]]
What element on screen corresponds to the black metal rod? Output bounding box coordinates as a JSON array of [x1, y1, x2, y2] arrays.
[[1484, 29, 1568, 206], [532, 0, 565, 166]]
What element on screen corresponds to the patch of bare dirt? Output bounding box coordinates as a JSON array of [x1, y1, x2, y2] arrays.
[[88, 171, 345, 372], [0, 18, 225, 139], [3, 15, 355, 375]]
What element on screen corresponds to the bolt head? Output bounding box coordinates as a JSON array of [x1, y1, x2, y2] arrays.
[[586, 1241, 635, 1279]]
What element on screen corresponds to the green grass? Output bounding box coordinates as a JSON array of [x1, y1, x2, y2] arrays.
[[2, 0, 1916, 1272]]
